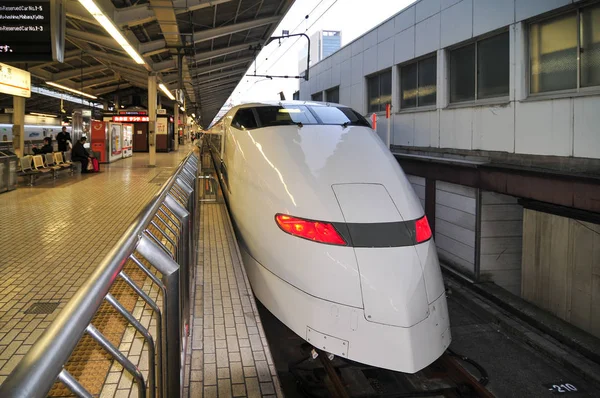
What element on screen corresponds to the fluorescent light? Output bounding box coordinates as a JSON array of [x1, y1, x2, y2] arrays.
[[180, 106, 185, 112], [78, 0, 145, 65], [30, 112, 58, 118], [191, 113, 196, 118], [46, 82, 97, 99], [159, 83, 175, 100]]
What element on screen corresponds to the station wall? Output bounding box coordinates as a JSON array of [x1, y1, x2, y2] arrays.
[[300, 0, 600, 160]]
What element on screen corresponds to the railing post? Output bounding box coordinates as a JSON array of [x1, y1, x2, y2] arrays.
[[136, 235, 181, 398]]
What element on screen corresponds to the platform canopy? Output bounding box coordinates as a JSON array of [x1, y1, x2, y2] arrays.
[[0, 0, 294, 125]]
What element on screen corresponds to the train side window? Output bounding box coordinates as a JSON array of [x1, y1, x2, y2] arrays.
[[231, 108, 258, 130]]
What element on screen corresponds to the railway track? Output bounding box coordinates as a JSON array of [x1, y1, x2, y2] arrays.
[[287, 345, 495, 398]]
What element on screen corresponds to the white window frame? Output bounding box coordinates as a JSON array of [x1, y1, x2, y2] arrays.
[[527, 4, 600, 100], [398, 53, 437, 112]]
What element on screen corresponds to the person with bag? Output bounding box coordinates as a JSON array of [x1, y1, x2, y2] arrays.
[[56, 126, 72, 152], [72, 136, 93, 173]]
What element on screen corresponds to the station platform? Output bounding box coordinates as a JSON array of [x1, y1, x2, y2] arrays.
[[0, 148, 190, 388]]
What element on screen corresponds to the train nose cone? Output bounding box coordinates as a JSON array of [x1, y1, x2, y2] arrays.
[[332, 183, 430, 327]]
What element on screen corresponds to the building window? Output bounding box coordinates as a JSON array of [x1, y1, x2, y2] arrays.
[[311, 92, 323, 101], [449, 32, 509, 103], [530, 4, 600, 94], [400, 55, 437, 108], [325, 86, 340, 103], [293, 91, 300, 100], [367, 70, 392, 113]]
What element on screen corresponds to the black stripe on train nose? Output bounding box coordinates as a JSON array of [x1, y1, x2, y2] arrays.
[[332, 219, 428, 248]]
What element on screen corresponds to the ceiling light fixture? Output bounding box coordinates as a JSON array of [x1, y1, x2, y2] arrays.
[[180, 106, 185, 112], [159, 83, 175, 100], [45, 82, 98, 99], [78, 0, 145, 65], [191, 113, 196, 118]]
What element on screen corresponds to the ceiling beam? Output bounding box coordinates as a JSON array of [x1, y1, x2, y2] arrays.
[[66, 28, 123, 53], [140, 16, 278, 55], [92, 83, 132, 96], [191, 56, 253, 77], [192, 41, 258, 64], [82, 74, 119, 89], [195, 76, 241, 90], [51, 65, 108, 82]]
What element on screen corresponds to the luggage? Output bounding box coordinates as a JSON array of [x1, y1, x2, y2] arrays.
[[90, 158, 100, 172]]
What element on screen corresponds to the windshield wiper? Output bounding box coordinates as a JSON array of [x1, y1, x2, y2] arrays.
[[296, 122, 303, 128], [341, 121, 350, 128]]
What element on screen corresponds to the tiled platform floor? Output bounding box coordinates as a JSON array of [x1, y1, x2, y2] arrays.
[[0, 148, 192, 386], [183, 202, 283, 398]]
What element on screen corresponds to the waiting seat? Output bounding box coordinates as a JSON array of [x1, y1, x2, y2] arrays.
[[54, 152, 73, 172], [44, 153, 63, 176], [17, 156, 39, 185], [32, 155, 53, 175]]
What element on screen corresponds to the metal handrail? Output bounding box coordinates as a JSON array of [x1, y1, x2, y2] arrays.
[[0, 151, 199, 398]]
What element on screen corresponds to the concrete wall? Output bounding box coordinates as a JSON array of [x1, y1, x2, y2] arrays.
[[300, 0, 600, 160], [480, 192, 523, 296], [522, 209, 600, 338], [435, 181, 477, 277]]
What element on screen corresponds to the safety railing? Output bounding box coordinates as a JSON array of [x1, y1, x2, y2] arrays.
[[0, 151, 199, 398]]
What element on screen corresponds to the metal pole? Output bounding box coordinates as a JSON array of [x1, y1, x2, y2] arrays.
[[136, 235, 181, 398], [58, 370, 93, 398], [105, 293, 156, 398], [148, 74, 158, 167]]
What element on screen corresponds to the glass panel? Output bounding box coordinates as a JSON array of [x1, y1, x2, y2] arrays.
[[367, 75, 380, 113], [309, 106, 371, 127], [477, 32, 510, 99], [231, 109, 257, 130], [450, 44, 476, 102], [418, 56, 437, 106], [311, 92, 323, 101], [400, 62, 418, 108], [326, 87, 340, 103], [379, 70, 392, 111], [581, 4, 600, 88], [530, 13, 577, 94], [255, 105, 318, 127]]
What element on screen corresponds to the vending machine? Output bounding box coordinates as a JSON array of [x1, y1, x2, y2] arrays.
[[122, 124, 133, 158], [91, 120, 124, 163]]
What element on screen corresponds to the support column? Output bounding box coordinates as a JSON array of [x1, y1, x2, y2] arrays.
[[13, 96, 25, 158], [174, 105, 179, 150], [148, 74, 157, 167]]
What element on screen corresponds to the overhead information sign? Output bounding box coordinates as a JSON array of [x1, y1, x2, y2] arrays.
[[0, 0, 64, 62], [0, 62, 31, 98]]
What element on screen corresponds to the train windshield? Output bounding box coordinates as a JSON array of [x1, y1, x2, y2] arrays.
[[252, 105, 370, 128]]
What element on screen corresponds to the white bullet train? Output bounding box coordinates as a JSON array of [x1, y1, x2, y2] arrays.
[[206, 101, 451, 373]]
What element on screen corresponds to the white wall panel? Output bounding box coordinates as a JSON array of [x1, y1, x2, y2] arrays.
[[350, 83, 365, 114], [339, 45, 352, 62], [515, 0, 571, 22], [415, 13, 441, 57], [438, 180, 476, 198], [395, 5, 416, 33], [441, 0, 462, 9], [414, 110, 440, 148], [378, 19, 396, 43], [351, 39, 363, 57], [339, 85, 352, 107], [393, 113, 415, 146], [362, 47, 377, 76], [377, 38, 395, 70], [472, 103, 515, 152], [331, 62, 341, 87], [440, 0, 473, 48], [416, 0, 441, 23], [573, 97, 600, 159], [394, 27, 416, 64], [515, 99, 573, 156], [299, 81, 309, 101], [440, 108, 472, 150], [340, 59, 352, 88], [473, 0, 515, 36], [322, 68, 332, 90], [364, 30, 378, 49]]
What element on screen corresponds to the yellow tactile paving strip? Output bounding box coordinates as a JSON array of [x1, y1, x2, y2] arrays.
[[0, 148, 191, 392]]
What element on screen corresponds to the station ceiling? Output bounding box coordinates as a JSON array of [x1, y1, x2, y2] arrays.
[[2, 0, 294, 125]]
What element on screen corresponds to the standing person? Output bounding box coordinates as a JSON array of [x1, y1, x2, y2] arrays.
[[72, 136, 92, 172], [56, 126, 72, 152]]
